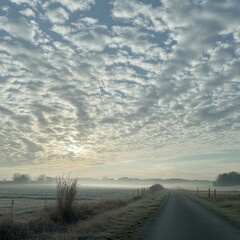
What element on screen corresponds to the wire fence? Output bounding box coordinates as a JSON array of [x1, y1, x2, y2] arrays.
[[0, 187, 150, 218], [185, 187, 240, 210]]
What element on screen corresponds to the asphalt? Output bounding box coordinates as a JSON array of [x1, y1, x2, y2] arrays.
[[144, 191, 240, 240]]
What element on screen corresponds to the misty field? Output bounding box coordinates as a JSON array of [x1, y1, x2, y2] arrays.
[[0, 183, 166, 239], [0, 184, 137, 219]]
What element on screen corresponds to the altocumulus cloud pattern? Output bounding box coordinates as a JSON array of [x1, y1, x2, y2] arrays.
[[0, 0, 240, 171]]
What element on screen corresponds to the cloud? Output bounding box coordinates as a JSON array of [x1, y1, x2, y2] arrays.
[[43, 0, 95, 12], [10, 0, 38, 7], [111, 0, 166, 32], [19, 8, 36, 18], [0, 16, 35, 42], [0, 0, 239, 178], [0, 105, 13, 115], [45, 7, 69, 25]]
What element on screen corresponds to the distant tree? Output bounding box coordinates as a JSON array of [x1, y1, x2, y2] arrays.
[[12, 173, 31, 183], [117, 177, 133, 181], [35, 174, 54, 183], [149, 183, 164, 193], [37, 174, 47, 182], [102, 176, 115, 181], [214, 172, 240, 186]]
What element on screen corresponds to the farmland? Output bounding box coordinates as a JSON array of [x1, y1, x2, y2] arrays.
[[0, 184, 137, 219], [1, 183, 240, 239], [0, 183, 167, 239]]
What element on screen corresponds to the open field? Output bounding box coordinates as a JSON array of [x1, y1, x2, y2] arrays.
[[182, 189, 240, 228], [0, 184, 137, 219], [0, 184, 167, 239]]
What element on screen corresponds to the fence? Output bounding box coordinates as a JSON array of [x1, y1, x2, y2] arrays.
[[0, 187, 153, 217], [186, 187, 240, 210]]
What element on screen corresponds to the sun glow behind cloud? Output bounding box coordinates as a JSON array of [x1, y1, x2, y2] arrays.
[[66, 144, 84, 155], [0, 0, 240, 179]]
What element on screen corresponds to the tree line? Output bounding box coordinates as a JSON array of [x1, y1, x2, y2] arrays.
[[11, 173, 54, 183], [214, 172, 240, 186]]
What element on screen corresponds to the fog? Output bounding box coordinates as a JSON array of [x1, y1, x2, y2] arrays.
[[2, 172, 240, 191]]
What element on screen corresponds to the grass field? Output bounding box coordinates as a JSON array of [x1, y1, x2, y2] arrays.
[[0, 184, 137, 219], [183, 189, 240, 228], [0, 184, 167, 239]]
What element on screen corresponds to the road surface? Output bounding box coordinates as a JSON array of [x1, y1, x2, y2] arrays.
[[144, 192, 240, 240]]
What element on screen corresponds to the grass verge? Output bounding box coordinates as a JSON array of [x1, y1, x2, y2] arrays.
[[51, 191, 168, 240], [182, 190, 240, 228]]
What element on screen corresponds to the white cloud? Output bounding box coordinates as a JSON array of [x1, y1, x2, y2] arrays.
[[20, 8, 36, 18], [46, 7, 69, 25], [111, 25, 157, 55], [0, 0, 239, 177], [10, 0, 38, 7], [1, 5, 10, 13], [111, 0, 166, 32], [45, 0, 95, 12], [0, 16, 35, 42]]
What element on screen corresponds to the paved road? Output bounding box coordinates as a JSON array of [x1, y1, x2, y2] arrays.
[[144, 192, 240, 240]]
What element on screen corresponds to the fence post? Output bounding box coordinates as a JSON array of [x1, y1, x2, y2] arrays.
[[197, 187, 199, 197], [208, 188, 211, 198], [214, 189, 216, 200], [10, 199, 14, 215], [44, 197, 47, 210]]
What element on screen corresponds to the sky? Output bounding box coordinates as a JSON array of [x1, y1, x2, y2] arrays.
[[0, 0, 240, 181]]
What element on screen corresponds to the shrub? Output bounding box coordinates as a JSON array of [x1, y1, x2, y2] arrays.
[[55, 175, 78, 222], [149, 184, 164, 193]]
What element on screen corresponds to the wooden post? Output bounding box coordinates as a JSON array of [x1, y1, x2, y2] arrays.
[[197, 187, 199, 197], [10, 199, 14, 215], [214, 189, 216, 200], [137, 189, 139, 197], [44, 197, 47, 210], [208, 188, 210, 198]]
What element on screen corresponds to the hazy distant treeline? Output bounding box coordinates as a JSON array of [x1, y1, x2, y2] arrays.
[[11, 173, 55, 183], [214, 172, 240, 186], [1, 173, 212, 186], [2, 172, 240, 187]]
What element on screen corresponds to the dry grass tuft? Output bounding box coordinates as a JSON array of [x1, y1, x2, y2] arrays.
[[54, 175, 78, 223]]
